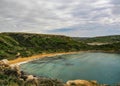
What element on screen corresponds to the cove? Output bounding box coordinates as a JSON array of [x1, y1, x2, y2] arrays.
[[20, 52, 120, 84]]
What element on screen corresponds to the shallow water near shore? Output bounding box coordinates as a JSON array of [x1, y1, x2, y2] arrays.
[[20, 52, 120, 84]]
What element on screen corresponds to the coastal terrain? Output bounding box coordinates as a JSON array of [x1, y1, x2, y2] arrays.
[[0, 32, 120, 86]]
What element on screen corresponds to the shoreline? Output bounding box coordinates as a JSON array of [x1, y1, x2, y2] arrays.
[[9, 52, 79, 65], [9, 50, 120, 65]]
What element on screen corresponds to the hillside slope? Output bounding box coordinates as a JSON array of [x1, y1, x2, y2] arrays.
[[0, 33, 120, 60], [73, 35, 120, 43], [73, 35, 120, 52], [0, 32, 85, 60]]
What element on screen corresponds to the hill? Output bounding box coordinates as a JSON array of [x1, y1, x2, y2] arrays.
[[0, 33, 120, 60], [0, 32, 86, 60], [73, 35, 120, 52], [73, 35, 120, 43]]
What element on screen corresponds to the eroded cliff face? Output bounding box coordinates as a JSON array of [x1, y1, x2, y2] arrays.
[[0, 59, 119, 86]]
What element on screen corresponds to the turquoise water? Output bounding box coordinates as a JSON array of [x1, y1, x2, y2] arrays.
[[20, 52, 120, 84]]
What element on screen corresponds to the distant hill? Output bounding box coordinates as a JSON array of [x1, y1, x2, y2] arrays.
[[73, 35, 120, 43], [0, 32, 86, 60], [72, 35, 120, 52]]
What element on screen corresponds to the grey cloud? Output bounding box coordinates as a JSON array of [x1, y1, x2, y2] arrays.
[[48, 23, 120, 37], [112, 6, 120, 15], [0, 0, 120, 36], [110, 0, 120, 15], [111, 0, 120, 5], [0, 0, 28, 18]]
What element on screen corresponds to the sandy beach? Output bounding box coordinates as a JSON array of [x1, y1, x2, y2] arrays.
[[9, 52, 78, 65]]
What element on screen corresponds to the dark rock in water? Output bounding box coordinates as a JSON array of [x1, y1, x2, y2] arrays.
[[65, 63, 74, 66], [31, 61, 46, 64]]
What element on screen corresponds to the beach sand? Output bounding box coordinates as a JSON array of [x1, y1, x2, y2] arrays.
[[9, 52, 78, 65]]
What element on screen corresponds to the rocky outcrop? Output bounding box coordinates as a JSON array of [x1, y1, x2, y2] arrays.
[[0, 60, 64, 86], [66, 80, 98, 86], [0, 59, 119, 86], [0, 59, 9, 64], [0, 59, 9, 67], [26, 75, 34, 80]]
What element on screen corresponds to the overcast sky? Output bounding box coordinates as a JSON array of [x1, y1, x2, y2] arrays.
[[0, 0, 120, 37]]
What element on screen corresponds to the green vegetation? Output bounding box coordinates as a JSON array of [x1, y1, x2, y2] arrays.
[[0, 33, 120, 86], [0, 32, 120, 60], [73, 35, 120, 43], [73, 35, 120, 53], [0, 32, 87, 60], [86, 42, 120, 52]]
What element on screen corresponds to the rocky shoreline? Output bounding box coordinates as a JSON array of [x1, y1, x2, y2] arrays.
[[1, 59, 120, 86]]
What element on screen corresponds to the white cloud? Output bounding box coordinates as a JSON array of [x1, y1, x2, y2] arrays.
[[0, 0, 120, 36]]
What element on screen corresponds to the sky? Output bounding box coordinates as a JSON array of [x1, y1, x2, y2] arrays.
[[0, 0, 120, 37]]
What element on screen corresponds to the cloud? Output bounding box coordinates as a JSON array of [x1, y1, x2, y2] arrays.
[[0, 0, 120, 37], [110, 0, 120, 15], [47, 23, 120, 37]]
